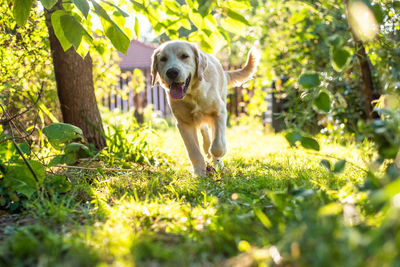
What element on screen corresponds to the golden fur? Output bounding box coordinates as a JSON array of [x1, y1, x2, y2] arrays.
[[151, 40, 259, 176]]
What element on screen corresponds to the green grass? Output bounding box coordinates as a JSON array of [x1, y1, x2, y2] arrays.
[[0, 124, 377, 266]]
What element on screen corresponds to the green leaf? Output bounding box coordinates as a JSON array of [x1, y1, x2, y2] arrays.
[[91, 0, 111, 20], [60, 14, 84, 49], [13, 0, 34, 26], [325, 34, 344, 47], [318, 203, 342, 216], [202, 28, 212, 37], [330, 46, 352, 72], [312, 90, 331, 113], [43, 123, 83, 150], [198, 0, 213, 17], [4, 160, 44, 198], [164, 0, 181, 13], [254, 207, 272, 229], [130, 0, 146, 11], [190, 12, 205, 29], [73, 0, 90, 18], [46, 175, 71, 193], [333, 159, 346, 174], [51, 10, 73, 51], [0, 139, 15, 162], [267, 191, 286, 210], [48, 154, 76, 166], [64, 142, 90, 158], [76, 34, 92, 58], [134, 17, 140, 39], [220, 17, 247, 35], [92, 1, 130, 54], [298, 73, 320, 89], [18, 142, 30, 155], [100, 17, 130, 54], [200, 38, 213, 53], [102, 0, 129, 17], [285, 131, 302, 146], [320, 159, 331, 170], [371, 4, 384, 24], [40, 0, 58, 9], [180, 19, 192, 30], [185, 0, 194, 8], [224, 1, 251, 10], [226, 8, 250, 26], [218, 26, 230, 48], [394, 1, 400, 11], [205, 14, 217, 30], [301, 137, 320, 151]]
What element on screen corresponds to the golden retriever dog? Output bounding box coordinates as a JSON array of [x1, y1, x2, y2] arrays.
[[151, 40, 259, 176]]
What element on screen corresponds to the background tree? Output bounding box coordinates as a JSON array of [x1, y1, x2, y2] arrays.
[[44, 1, 106, 148]]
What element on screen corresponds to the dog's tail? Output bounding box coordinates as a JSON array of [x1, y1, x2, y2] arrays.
[[225, 47, 260, 87]]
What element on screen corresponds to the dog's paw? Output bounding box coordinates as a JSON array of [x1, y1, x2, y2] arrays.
[[194, 166, 207, 177], [206, 164, 217, 176]]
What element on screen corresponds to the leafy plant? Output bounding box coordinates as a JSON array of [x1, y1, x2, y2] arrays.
[[43, 123, 84, 149], [320, 159, 347, 174], [102, 121, 169, 167], [0, 122, 89, 210], [285, 131, 320, 151], [298, 73, 321, 89], [43, 123, 91, 166], [312, 90, 331, 113]]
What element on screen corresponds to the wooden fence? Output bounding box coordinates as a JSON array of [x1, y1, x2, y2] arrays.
[[101, 71, 172, 119], [102, 74, 282, 130], [103, 76, 255, 117]]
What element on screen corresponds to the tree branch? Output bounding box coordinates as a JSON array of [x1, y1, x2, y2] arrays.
[[344, 0, 378, 120], [0, 82, 44, 125], [49, 165, 136, 172], [0, 105, 39, 183]]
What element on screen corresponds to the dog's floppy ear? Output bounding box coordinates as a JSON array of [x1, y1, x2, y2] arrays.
[[150, 49, 159, 86], [191, 44, 208, 81]]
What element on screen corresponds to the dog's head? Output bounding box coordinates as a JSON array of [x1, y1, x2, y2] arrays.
[[151, 40, 208, 100]]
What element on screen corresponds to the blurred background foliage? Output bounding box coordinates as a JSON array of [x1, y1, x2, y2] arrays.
[[253, 0, 400, 135], [0, 1, 59, 127]]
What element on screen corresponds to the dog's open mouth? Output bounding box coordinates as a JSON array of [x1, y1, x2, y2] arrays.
[[169, 76, 191, 99]]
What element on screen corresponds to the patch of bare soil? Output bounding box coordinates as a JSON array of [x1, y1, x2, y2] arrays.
[[0, 212, 35, 241]]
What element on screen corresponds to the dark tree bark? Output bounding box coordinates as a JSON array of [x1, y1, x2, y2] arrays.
[[344, 0, 379, 120], [44, 4, 106, 149], [353, 41, 377, 119]]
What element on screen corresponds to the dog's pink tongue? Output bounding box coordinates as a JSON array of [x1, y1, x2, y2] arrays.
[[170, 83, 185, 99]]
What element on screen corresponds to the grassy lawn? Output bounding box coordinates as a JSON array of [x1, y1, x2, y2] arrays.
[[0, 124, 374, 266]]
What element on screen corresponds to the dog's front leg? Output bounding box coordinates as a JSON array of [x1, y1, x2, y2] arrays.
[[211, 109, 227, 169], [177, 123, 207, 176]]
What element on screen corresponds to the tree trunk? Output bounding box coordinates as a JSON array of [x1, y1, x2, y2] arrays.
[[353, 41, 377, 119], [44, 6, 106, 149], [344, 0, 378, 120]]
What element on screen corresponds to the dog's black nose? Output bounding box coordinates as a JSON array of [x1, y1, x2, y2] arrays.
[[166, 68, 179, 79]]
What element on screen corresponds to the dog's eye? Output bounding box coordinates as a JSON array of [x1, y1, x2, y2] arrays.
[[181, 54, 189, 59], [160, 56, 168, 62]]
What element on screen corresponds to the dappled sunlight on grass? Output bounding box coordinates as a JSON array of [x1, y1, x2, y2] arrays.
[[67, 124, 371, 265], [1, 124, 377, 266], [86, 195, 219, 265]]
